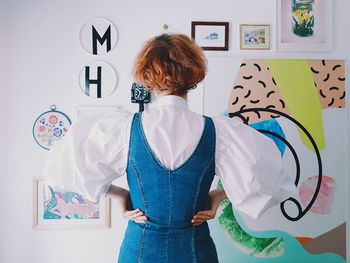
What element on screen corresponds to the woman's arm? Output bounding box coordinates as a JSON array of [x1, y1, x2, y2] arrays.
[[192, 188, 227, 226], [106, 185, 148, 224]]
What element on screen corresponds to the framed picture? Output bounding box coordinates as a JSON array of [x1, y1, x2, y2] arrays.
[[240, 24, 270, 50], [277, 0, 333, 52], [191, 21, 229, 51], [33, 176, 111, 229]]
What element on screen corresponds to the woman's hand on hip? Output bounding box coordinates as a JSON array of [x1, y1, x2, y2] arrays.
[[121, 193, 148, 224], [191, 188, 227, 226], [106, 185, 148, 224], [123, 208, 148, 224]]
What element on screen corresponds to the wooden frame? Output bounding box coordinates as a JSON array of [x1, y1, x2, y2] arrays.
[[240, 24, 270, 50], [191, 21, 229, 51], [33, 176, 111, 229]]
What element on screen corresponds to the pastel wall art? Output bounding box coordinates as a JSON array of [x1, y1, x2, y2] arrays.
[[32, 105, 71, 150], [33, 177, 111, 229], [204, 58, 346, 263]]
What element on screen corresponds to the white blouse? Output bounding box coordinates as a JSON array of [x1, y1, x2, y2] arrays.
[[43, 95, 297, 219]]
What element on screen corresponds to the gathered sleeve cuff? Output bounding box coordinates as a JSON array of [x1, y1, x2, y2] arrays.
[[213, 116, 297, 219], [43, 107, 133, 203]]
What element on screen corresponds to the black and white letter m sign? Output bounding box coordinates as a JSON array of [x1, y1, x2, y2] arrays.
[[80, 17, 118, 55]]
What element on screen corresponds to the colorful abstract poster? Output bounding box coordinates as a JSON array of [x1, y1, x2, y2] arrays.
[[33, 177, 111, 229], [204, 58, 346, 263]]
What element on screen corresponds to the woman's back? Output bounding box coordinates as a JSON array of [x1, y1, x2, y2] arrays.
[[119, 112, 218, 262], [43, 33, 296, 263]]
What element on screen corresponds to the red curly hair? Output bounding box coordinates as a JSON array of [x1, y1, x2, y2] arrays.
[[133, 34, 207, 96]]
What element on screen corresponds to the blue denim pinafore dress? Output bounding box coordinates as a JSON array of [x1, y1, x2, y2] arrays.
[[118, 113, 219, 263]]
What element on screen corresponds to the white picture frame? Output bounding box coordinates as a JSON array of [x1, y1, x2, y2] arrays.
[[33, 176, 111, 229], [277, 0, 333, 52]]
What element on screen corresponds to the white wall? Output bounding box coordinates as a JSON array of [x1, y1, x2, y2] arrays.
[[1, 0, 349, 262], [0, 1, 11, 261]]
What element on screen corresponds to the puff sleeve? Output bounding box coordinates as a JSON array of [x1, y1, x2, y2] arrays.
[[213, 116, 297, 219], [43, 108, 133, 203]]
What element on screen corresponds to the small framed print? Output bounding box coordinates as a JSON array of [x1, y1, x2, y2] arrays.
[[33, 176, 111, 229], [191, 21, 229, 51], [240, 24, 270, 50]]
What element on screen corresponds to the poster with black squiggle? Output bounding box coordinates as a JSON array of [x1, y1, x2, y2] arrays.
[[204, 58, 346, 263]]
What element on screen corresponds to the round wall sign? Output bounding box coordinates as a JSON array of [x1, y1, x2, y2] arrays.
[[78, 61, 118, 99], [79, 17, 118, 55]]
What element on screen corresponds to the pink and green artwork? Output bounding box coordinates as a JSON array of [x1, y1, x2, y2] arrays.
[[43, 186, 100, 220], [204, 58, 346, 263], [33, 177, 110, 229]]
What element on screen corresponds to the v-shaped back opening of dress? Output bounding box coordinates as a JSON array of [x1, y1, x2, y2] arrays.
[[136, 112, 208, 173], [121, 112, 219, 262]]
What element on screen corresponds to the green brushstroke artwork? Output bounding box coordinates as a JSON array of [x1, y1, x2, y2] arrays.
[[217, 181, 284, 257]]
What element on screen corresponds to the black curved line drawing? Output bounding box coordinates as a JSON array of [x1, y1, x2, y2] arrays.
[[279, 99, 286, 108], [232, 97, 239, 105], [328, 98, 335, 107], [230, 113, 249, 124], [229, 108, 323, 222], [319, 90, 327, 98], [267, 91, 275, 98], [258, 80, 267, 88], [323, 73, 330, 82], [244, 90, 252, 98], [310, 67, 320, 74], [332, 64, 341, 71], [254, 63, 262, 71], [257, 129, 301, 186], [340, 91, 346, 100], [272, 77, 277, 85]]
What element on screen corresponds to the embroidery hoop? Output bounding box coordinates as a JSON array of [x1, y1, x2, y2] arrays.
[[32, 105, 72, 150]]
